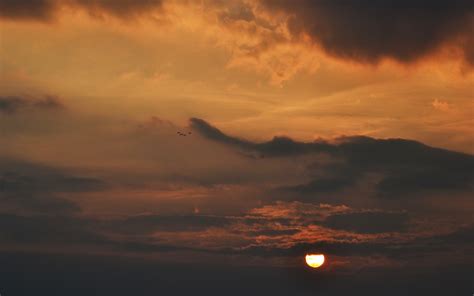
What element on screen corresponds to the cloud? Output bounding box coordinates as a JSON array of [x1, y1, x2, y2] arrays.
[[259, 0, 474, 65], [190, 117, 334, 157], [191, 118, 474, 197], [69, 0, 164, 19], [0, 159, 106, 194], [0, 172, 105, 193], [0, 214, 103, 244], [283, 175, 356, 193], [0, 213, 200, 254], [0, 0, 163, 21], [0, 0, 57, 21], [428, 224, 474, 245], [0, 191, 81, 214], [0, 95, 63, 114], [0, 158, 106, 214], [322, 211, 409, 234], [233, 223, 473, 259], [107, 214, 232, 234], [432, 99, 451, 112]]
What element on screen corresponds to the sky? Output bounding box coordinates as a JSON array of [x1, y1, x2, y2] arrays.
[[0, 1, 473, 295]]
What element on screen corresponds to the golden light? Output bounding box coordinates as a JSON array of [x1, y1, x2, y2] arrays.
[[305, 254, 325, 268]]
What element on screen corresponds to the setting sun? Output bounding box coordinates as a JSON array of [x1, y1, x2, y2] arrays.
[[305, 254, 325, 268]]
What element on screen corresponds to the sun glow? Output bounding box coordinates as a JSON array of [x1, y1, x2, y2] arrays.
[[305, 254, 325, 268]]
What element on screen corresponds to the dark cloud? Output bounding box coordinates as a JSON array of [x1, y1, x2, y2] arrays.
[[283, 175, 356, 193], [236, 225, 472, 259], [245, 228, 300, 237], [2, 0, 472, 67], [32, 95, 63, 109], [0, 96, 28, 114], [338, 136, 474, 197], [322, 211, 409, 234], [191, 118, 474, 197], [0, 213, 201, 254], [259, 0, 474, 65], [190, 117, 334, 157], [0, 0, 163, 21], [0, 0, 57, 21], [0, 214, 102, 244], [0, 172, 105, 193], [0, 158, 106, 214], [0, 158, 106, 193], [423, 224, 474, 245], [0, 191, 81, 214], [377, 169, 473, 196], [0, 95, 63, 114], [107, 214, 232, 234]]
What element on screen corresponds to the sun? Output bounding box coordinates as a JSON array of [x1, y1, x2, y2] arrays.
[[305, 254, 325, 268]]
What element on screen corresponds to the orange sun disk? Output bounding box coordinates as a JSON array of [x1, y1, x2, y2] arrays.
[[305, 254, 325, 268]]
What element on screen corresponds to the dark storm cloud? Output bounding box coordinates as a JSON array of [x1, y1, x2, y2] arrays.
[[0, 95, 63, 114], [0, 0, 163, 21], [191, 118, 474, 197], [322, 211, 409, 234], [260, 0, 474, 65]]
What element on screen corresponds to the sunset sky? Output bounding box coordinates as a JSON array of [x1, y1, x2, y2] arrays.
[[0, 1, 473, 295]]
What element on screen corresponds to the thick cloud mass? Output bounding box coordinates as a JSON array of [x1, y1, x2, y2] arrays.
[[260, 0, 474, 64], [191, 118, 474, 197], [2, 0, 472, 65]]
